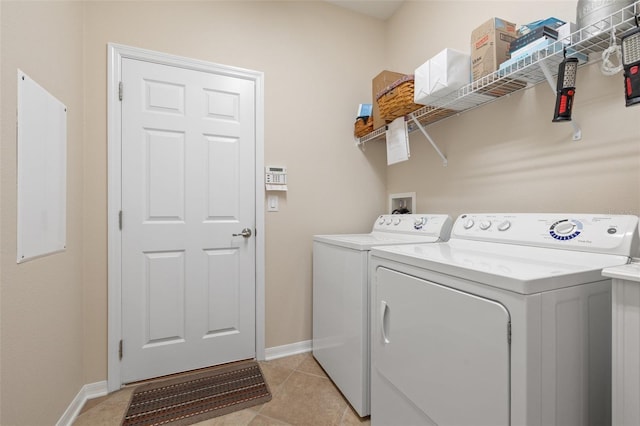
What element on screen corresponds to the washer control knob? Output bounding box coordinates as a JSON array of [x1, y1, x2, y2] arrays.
[[463, 219, 475, 229], [378, 216, 385, 225], [393, 218, 401, 225], [479, 221, 492, 230], [385, 218, 393, 225], [554, 221, 576, 235], [414, 216, 427, 230], [497, 220, 511, 231]]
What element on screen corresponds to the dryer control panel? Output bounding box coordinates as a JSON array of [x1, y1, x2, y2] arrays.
[[452, 213, 639, 256]]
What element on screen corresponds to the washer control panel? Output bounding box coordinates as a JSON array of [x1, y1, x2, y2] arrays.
[[373, 214, 453, 237], [452, 213, 639, 256]]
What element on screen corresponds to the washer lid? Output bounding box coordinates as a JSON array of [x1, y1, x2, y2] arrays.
[[314, 232, 441, 251], [371, 239, 630, 294]]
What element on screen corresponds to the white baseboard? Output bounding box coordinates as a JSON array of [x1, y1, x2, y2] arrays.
[[56, 380, 108, 426], [264, 340, 312, 360]]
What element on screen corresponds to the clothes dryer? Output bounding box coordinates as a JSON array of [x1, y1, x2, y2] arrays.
[[370, 213, 639, 426], [313, 214, 452, 417]]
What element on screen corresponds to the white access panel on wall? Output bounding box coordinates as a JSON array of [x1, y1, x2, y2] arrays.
[[17, 70, 67, 263]]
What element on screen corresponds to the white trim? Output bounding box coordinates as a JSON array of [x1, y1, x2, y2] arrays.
[[107, 43, 123, 394], [56, 381, 108, 426], [254, 60, 266, 362], [265, 340, 312, 361], [107, 43, 265, 391]]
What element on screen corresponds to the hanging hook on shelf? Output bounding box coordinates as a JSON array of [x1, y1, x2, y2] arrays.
[[601, 26, 623, 75]]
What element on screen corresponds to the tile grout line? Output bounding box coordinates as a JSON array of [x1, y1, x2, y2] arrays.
[[298, 356, 367, 426], [297, 356, 353, 426], [295, 369, 331, 379], [253, 412, 295, 426], [254, 358, 299, 421]]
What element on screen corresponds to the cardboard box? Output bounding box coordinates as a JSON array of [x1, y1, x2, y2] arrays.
[[372, 70, 405, 130], [471, 17, 517, 81], [414, 48, 471, 107]]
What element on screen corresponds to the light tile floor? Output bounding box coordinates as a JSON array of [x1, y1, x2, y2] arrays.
[[73, 352, 370, 426]]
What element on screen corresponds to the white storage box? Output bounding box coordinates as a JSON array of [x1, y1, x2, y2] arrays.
[[414, 48, 471, 106]]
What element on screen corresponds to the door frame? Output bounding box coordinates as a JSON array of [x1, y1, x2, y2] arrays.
[[106, 43, 265, 392]]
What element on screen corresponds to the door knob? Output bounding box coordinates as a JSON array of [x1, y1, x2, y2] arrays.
[[232, 228, 252, 238]]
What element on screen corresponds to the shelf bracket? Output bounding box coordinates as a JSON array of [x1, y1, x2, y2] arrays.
[[409, 113, 448, 166], [539, 60, 582, 141]]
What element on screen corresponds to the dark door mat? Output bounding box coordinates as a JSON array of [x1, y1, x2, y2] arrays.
[[121, 360, 271, 426]]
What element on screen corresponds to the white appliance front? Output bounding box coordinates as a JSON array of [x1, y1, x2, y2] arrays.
[[370, 213, 639, 426], [375, 267, 510, 426], [312, 214, 452, 417]]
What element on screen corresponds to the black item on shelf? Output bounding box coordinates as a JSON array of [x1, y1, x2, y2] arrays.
[[392, 207, 410, 214], [553, 52, 579, 122], [621, 15, 640, 107]]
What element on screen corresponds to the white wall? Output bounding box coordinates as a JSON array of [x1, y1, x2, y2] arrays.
[[1, 2, 86, 425]]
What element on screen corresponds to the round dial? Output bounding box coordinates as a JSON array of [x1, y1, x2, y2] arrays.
[[385, 218, 393, 225], [378, 217, 385, 225], [549, 219, 583, 240], [479, 221, 492, 230], [413, 216, 427, 230], [463, 219, 475, 229], [554, 222, 575, 235], [393, 218, 401, 226], [497, 220, 511, 231]]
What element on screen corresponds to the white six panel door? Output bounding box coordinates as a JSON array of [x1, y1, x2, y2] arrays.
[[121, 58, 256, 383]]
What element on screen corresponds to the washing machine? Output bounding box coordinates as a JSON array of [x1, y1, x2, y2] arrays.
[[369, 213, 639, 426], [312, 213, 453, 417]]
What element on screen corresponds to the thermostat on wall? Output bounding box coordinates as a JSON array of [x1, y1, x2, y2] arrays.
[[265, 166, 288, 191]]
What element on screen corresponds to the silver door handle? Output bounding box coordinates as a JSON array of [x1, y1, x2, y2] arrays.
[[381, 300, 390, 344], [232, 228, 252, 238]]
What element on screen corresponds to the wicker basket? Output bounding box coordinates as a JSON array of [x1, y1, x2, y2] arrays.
[[354, 116, 373, 138], [376, 75, 422, 122]]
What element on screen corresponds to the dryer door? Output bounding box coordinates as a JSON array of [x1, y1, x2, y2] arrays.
[[372, 267, 511, 426]]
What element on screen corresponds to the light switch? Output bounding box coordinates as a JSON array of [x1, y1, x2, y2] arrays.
[[267, 194, 279, 212]]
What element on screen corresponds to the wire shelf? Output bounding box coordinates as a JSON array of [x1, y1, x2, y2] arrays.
[[357, 1, 640, 145]]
